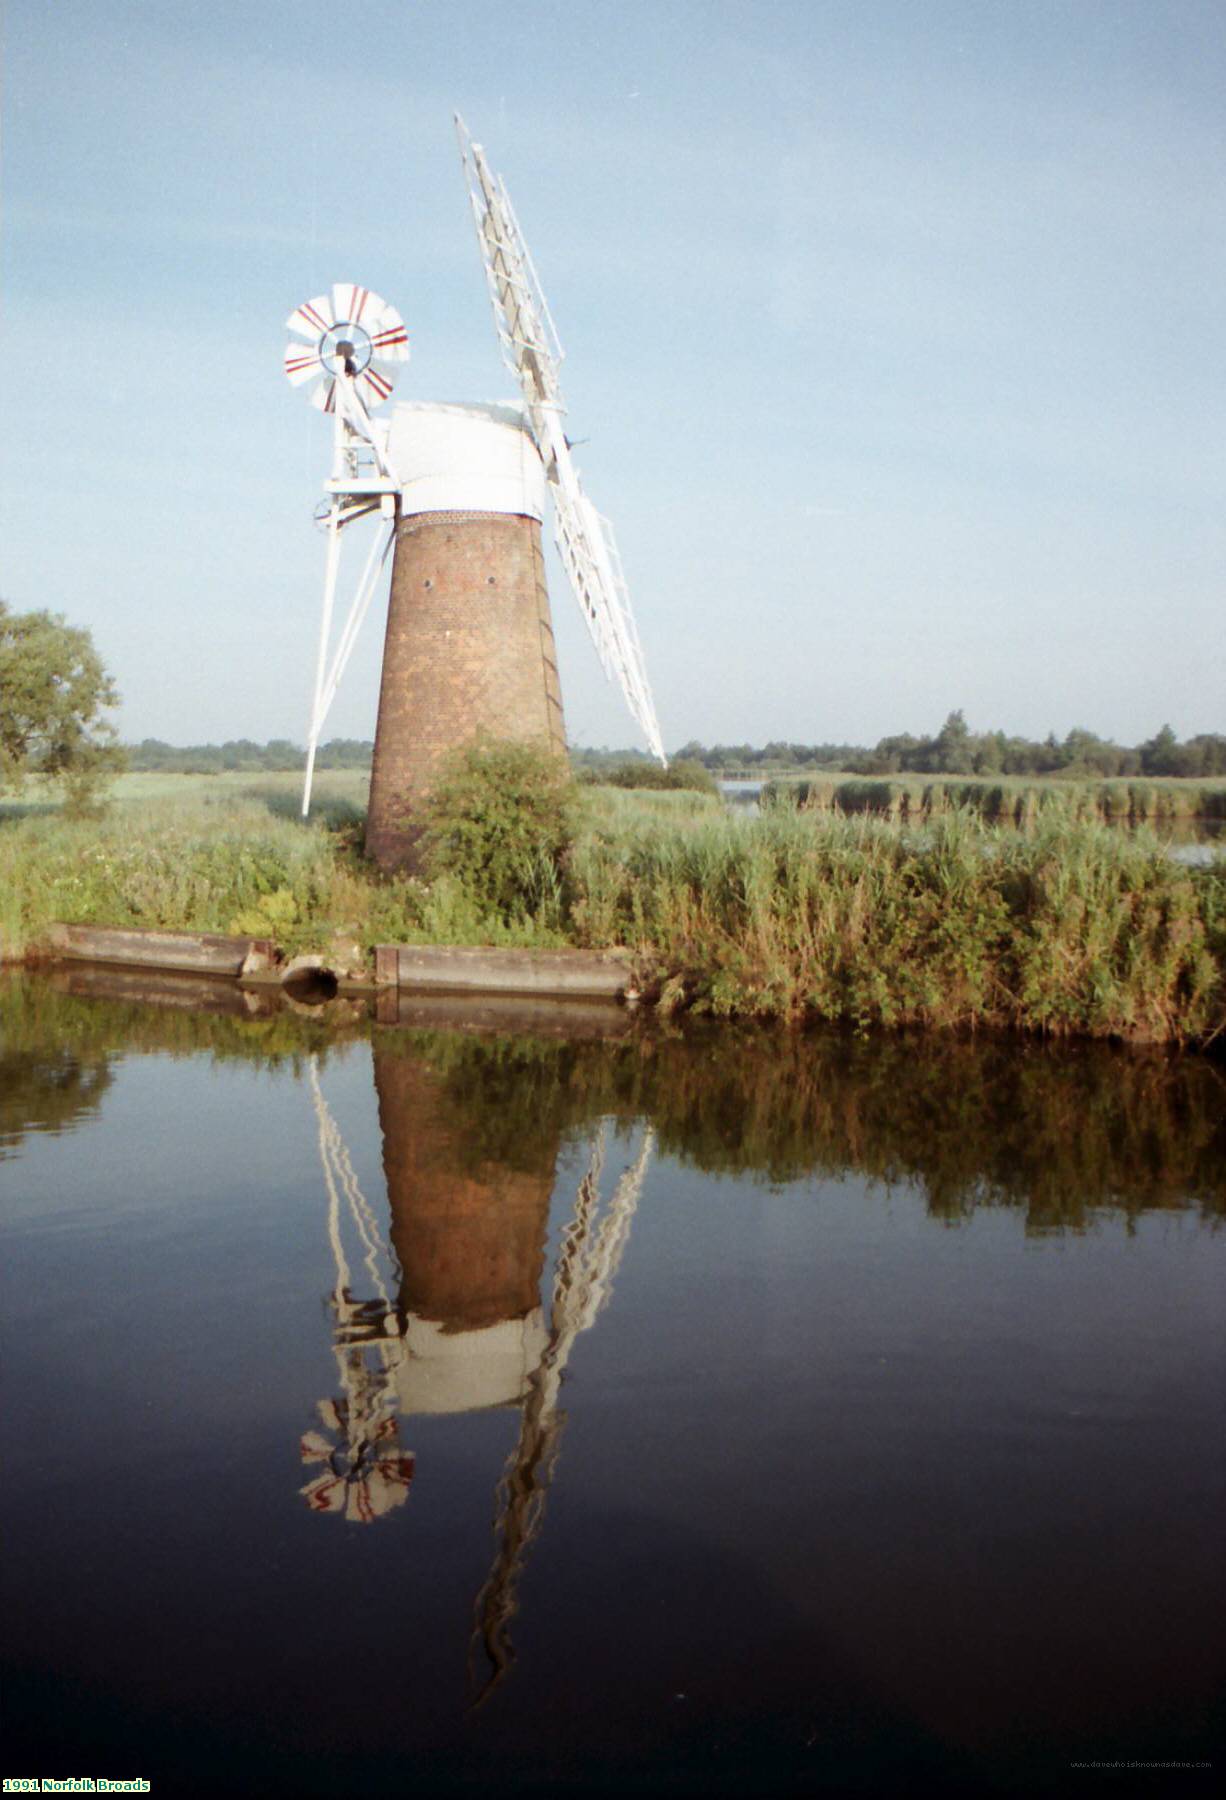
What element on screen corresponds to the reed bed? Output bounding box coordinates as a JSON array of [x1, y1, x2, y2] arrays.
[[771, 773, 1226, 825], [569, 803, 1226, 1045], [2, 774, 1223, 1046]]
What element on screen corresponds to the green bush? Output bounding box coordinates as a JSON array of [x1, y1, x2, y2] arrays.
[[578, 757, 719, 796], [420, 737, 578, 924]]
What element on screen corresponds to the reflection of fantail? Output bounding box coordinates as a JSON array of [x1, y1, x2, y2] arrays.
[[299, 1062, 415, 1525], [300, 1389, 415, 1524]]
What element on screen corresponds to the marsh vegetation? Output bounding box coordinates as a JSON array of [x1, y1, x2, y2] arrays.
[[3, 758, 1223, 1047], [766, 771, 1226, 826]]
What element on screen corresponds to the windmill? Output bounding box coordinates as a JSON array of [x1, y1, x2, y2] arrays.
[[300, 1042, 653, 1622], [284, 120, 666, 869]]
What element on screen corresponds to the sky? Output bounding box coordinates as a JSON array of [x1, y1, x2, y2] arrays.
[[0, 0, 1222, 754]]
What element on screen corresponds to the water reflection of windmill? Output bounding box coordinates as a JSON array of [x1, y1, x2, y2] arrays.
[[300, 1041, 653, 1675]]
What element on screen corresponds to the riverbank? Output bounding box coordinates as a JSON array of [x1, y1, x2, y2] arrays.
[[2, 774, 1223, 1047]]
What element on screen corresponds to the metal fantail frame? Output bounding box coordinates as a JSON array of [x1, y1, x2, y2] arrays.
[[284, 284, 409, 817]]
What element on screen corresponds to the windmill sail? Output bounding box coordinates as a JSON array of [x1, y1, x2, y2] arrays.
[[456, 116, 666, 764]]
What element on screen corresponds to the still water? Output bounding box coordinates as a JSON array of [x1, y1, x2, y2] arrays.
[[2, 971, 1223, 1795]]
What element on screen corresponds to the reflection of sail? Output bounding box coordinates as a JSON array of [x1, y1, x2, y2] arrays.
[[470, 1125, 654, 1702], [300, 1058, 415, 1522]]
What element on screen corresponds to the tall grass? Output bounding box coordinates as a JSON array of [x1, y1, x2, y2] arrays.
[[771, 772, 1226, 825], [0, 787, 338, 958], [0, 775, 566, 962], [569, 802, 1225, 1045], [3, 772, 1222, 1045]]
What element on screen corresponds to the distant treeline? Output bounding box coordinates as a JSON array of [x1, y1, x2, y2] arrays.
[[669, 715, 1226, 780], [123, 717, 1226, 781], [124, 738, 373, 773]]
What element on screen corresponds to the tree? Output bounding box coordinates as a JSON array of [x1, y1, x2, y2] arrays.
[[1140, 724, 1181, 777], [934, 709, 974, 774], [1185, 734, 1226, 777], [970, 730, 1004, 774], [0, 601, 124, 810]]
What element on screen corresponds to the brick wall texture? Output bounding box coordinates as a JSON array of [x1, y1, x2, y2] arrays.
[[365, 510, 568, 871], [374, 1049, 554, 1332]]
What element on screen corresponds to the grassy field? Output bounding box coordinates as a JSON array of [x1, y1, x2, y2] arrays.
[[2, 770, 1223, 1046], [0, 767, 372, 820]]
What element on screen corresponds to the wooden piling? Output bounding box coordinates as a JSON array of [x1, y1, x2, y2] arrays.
[[377, 943, 633, 1000], [44, 923, 276, 978]]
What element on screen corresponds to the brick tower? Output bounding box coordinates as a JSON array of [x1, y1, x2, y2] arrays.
[[365, 401, 567, 871]]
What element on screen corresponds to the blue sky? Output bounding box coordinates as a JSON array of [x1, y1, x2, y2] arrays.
[[1, 0, 1221, 753]]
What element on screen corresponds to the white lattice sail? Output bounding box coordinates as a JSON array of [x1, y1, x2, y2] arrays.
[[455, 117, 666, 764]]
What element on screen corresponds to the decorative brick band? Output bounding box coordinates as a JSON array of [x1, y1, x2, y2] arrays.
[[396, 508, 533, 536]]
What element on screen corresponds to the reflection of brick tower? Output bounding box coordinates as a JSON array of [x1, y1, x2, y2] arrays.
[[373, 1045, 555, 1413], [365, 402, 567, 872]]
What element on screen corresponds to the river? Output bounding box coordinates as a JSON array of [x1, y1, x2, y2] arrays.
[[2, 970, 1223, 1795]]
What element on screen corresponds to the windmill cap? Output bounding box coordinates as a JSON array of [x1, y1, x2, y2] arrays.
[[388, 399, 546, 522]]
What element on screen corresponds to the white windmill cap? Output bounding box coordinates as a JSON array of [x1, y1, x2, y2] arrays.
[[393, 1311, 548, 1415], [387, 399, 546, 521]]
